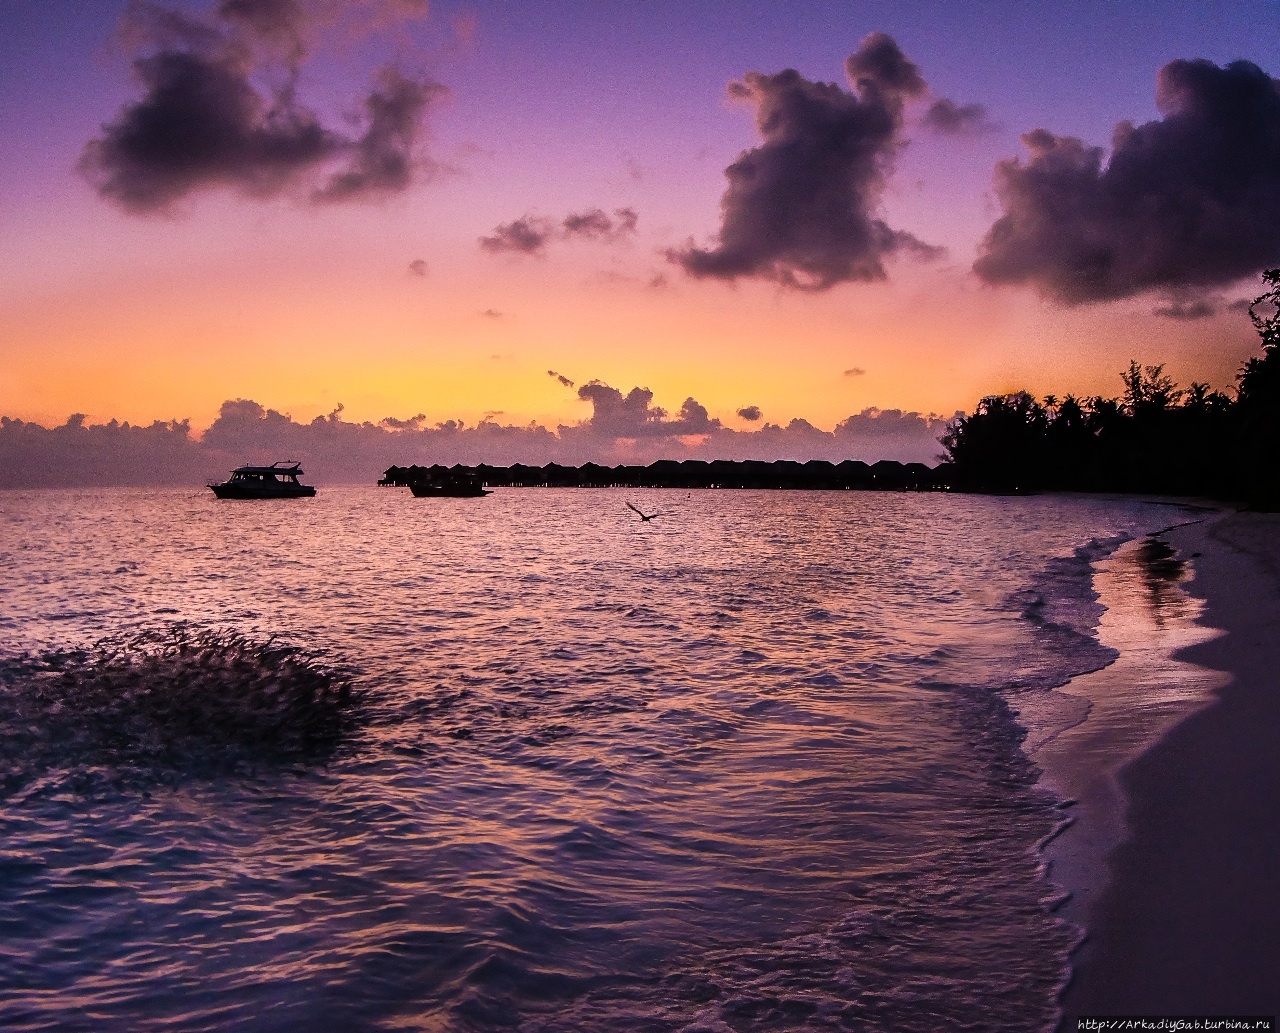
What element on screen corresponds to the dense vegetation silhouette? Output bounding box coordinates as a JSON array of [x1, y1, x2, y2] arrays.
[[941, 271, 1280, 508]]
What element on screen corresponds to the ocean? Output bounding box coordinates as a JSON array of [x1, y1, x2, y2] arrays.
[[0, 488, 1208, 1031]]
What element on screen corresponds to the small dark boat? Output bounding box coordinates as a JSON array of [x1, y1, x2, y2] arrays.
[[209, 462, 316, 499], [409, 473, 491, 498]]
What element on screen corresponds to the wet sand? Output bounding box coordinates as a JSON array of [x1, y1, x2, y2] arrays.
[[1058, 511, 1280, 1022]]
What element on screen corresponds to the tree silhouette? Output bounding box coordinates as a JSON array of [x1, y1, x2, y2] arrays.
[[1237, 270, 1280, 506], [942, 269, 1279, 505]]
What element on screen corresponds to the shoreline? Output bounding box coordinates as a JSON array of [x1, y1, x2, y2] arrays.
[[1056, 510, 1280, 1022], [1029, 518, 1229, 936]]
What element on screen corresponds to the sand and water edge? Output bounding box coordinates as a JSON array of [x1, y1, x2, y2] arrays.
[[1051, 508, 1280, 1023]]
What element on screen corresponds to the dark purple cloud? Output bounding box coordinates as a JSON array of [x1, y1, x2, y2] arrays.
[[81, 49, 339, 212], [670, 32, 942, 291], [974, 57, 1280, 304], [843, 367, 866, 377], [479, 216, 555, 255], [562, 207, 638, 239], [408, 258, 427, 276], [313, 66, 443, 203], [81, 1, 441, 213], [481, 207, 638, 255], [547, 370, 575, 388], [736, 405, 763, 421], [380, 412, 425, 429], [921, 98, 994, 135]]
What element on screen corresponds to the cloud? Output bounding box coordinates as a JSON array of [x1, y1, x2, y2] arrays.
[[481, 207, 638, 255], [313, 66, 444, 203], [834, 407, 946, 442], [1152, 298, 1217, 320], [81, 49, 339, 212], [974, 57, 1280, 304], [736, 405, 763, 421], [479, 215, 555, 255], [214, 0, 428, 56], [215, 0, 309, 61], [380, 412, 426, 429], [547, 370, 575, 388], [480, 308, 503, 318], [669, 32, 942, 291], [0, 413, 206, 487], [408, 258, 427, 276], [562, 207, 638, 239], [921, 98, 995, 135], [567, 382, 722, 439], [451, 11, 478, 45], [622, 155, 649, 182], [81, 0, 442, 214], [843, 367, 867, 377]]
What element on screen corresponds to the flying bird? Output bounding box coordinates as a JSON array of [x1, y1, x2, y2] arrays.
[[626, 502, 664, 522]]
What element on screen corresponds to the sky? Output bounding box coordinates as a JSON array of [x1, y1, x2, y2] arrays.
[[1, 0, 1279, 469]]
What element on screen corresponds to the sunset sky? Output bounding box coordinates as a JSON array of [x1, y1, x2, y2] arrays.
[[2, 0, 1278, 442]]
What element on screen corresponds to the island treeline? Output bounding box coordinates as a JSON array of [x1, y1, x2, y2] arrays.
[[941, 271, 1280, 507]]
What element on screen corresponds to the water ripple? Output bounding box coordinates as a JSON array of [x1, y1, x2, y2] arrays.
[[0, 488, 1189, 1031]]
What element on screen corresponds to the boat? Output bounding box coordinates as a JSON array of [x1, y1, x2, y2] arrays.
[[408, 472, 491, 498], [209, 462, 317, 499]]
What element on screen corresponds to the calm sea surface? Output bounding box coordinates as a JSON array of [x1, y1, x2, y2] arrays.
[[0, 488, 1195, 1031]]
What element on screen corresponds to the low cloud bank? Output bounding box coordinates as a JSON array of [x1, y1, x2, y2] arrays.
[[0, 389, 953, 487]]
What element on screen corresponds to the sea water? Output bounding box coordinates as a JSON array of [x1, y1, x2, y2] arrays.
[[0, 488, 1202, 1031]]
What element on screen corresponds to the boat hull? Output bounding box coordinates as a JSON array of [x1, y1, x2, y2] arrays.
[[209, 484, 316, 499], [409, 484, 491, 498]]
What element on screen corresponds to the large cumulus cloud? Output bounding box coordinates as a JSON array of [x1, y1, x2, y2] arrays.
[[81, 0, 441, 213], [670, 32, 942, 291], [974, 57, 1280, 304]]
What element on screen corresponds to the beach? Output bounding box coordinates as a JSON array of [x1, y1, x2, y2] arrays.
[[1058, 510, 1280, 1022]]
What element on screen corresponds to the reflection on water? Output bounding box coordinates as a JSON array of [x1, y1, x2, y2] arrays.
[[1133, 536, 1190, 627], [0, 488, 1192, 1032]]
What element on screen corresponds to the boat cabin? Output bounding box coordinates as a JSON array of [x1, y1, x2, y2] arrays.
[[226, 463, 306, 485]]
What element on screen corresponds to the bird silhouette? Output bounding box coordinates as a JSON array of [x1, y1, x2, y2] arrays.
[[626, 501, 664, 522]]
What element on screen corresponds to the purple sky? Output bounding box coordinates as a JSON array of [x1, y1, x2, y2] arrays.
[[1, 0, 1278, 477]]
